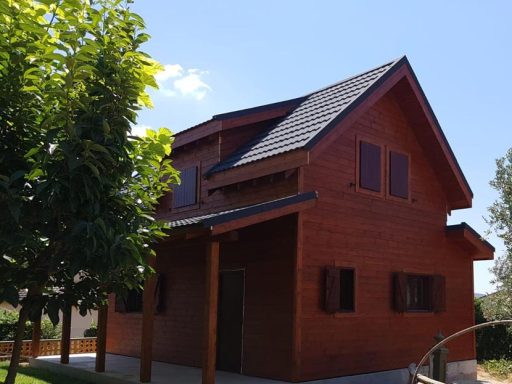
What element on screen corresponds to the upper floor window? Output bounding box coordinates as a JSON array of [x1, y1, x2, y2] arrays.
[[325, 267, 356, 313], [173, 166, 198, 208], [389, 151, 409, 199], [359, 141, 382, 192]]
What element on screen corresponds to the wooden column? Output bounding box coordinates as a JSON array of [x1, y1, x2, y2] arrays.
[[202, 240, 219, 384], [60, 305, 71, 364], [95, 304, 108, 372], [140, 257, 157, 383], [31, 315, 41, 358]]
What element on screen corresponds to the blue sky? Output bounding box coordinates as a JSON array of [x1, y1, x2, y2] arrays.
[[131, 1, 512, 294]]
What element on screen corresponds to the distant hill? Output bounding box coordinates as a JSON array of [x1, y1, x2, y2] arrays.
[[475, 293, 486, 299]]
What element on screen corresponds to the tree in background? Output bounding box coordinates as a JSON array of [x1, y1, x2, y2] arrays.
[[0, 1, 178, 383], [484, 148, 512, 321]]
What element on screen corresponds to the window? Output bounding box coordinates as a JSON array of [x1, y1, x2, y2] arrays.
[[393, 272, 446, 313], [389, 151, 409, 199], [115, 289, 143, 313], [114, 274, 166, 314], [325, 267, 355, 313], [172, 166, 198, 208], [359, 141, 382, 192]]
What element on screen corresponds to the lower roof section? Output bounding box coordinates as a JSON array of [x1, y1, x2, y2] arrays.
[[446, 222, 495, 260], [167, 191, 318, 237]]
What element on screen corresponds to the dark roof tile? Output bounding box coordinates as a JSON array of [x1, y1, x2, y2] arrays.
[[207, 58, 403, 175]]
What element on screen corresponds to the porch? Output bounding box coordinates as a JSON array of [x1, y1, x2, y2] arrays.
[[29, 353, 286, 384]]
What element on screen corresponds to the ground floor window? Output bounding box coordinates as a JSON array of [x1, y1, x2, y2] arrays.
[[325, 267, 356, 313], [393, 272, 446, 313]]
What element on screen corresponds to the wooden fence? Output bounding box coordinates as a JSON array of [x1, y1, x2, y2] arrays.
[[0, 337, 96, 359]]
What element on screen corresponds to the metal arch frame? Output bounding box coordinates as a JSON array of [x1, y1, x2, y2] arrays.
[[410, 320, 512, 384]]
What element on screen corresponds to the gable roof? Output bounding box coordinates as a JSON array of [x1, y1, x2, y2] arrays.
[[207, 58, 400, 175]]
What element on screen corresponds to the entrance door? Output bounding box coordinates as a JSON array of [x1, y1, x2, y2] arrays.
[[217, 270, 244, 373]]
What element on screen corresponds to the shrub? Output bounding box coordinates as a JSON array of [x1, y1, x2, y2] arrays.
[[83, 322, 97, 338], [482, 359, 512, 379], [0, 309, 61, 341], [475, 298, 512, 361]]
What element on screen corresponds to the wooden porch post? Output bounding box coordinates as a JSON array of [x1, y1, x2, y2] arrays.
[[31, 314, 41, 358], [202, 240, 219, 384], [140, 257, 157, 383], [60, 305, 71, 364], [95, 304, 108, 372]]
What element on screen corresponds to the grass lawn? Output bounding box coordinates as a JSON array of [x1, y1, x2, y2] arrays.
[[0, 362, 95, 384]]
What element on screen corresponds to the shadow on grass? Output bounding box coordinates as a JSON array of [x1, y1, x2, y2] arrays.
[[0, 362, 95, 384]]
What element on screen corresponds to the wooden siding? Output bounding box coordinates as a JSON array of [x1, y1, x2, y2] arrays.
[[157, 130, 299, 221], [106, 215, 296, 381], [299, 92, 475, 381]]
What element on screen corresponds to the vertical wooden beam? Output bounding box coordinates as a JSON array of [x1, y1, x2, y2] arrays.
[[202, 240, 219, 384], [140, 257, 157, 383], [31, 315, 41, 358], [60, 305, 71, 364], [95, 304, 108, 372], [291, 212, 303, 381]]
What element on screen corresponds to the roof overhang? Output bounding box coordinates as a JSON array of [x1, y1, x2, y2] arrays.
[[166, 191, 318, 241], [173, 97, 305, 149], [446, 222, 494, 260]]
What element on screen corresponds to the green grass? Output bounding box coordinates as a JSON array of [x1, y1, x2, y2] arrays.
[[0, 362, 95, 384], [482, 359, 512, 379]]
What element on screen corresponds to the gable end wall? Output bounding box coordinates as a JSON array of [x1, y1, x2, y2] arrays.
[[299, 92, 475, 381]]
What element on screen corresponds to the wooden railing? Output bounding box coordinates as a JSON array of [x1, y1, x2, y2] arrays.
[[0, 337, 96, 359], [416, 374, 444, 384]]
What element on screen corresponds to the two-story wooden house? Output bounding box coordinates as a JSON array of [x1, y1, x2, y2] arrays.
[[104, 56, 494, 384]]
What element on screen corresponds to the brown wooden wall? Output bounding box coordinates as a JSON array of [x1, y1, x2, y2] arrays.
[[157, 125, 299, 221], [106, 215, 296, 381], [298, 91, 475, 381]]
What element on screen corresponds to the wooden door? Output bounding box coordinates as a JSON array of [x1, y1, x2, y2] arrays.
[[216, 270, 244, 373]]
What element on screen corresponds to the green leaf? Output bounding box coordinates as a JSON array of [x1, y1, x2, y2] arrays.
[[1, 286, 19, 308]]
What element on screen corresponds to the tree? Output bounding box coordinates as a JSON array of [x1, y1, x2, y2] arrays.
[[0, 1, 178, 383], [485, 148, 512, 321]]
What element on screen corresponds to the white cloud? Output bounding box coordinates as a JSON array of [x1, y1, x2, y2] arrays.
[[130, 124, 152, 137], [155, 64, 211, 101], [155, 64, 184, 82]]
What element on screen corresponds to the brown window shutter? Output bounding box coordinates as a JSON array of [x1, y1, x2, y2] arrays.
[[172, 166, 198, 208], [360, 141, 381, 192], [114, 294, 127, 313], [432, 275, 446, 313], [393, 272, 407, 312], [325, 267, 340, 313], [389, 151, 409, 198], [183, 166, 198, 206]]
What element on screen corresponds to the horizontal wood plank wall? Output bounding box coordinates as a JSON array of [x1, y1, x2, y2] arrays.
[[299, 92, 475, 381], [156, 124, 299, 220], [220, 215, 296, 381], [106, 241, 205, 365], [106, 216, 296, 382]]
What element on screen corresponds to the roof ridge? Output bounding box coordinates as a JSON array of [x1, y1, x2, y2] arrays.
[[306, 56, 404, 96]]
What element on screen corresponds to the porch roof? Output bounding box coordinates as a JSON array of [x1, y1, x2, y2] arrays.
[[446, 222, 494, 261], [167, 191, 317, 236]]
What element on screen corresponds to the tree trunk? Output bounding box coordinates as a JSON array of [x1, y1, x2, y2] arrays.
[[4, 305, 29, 384]]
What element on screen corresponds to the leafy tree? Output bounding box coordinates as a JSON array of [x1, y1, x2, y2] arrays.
[[485, 148, 512, 321], [0, 1, 178, 382]]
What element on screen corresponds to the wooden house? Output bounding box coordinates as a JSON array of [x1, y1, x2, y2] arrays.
[[104, 56, 494, 383]]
